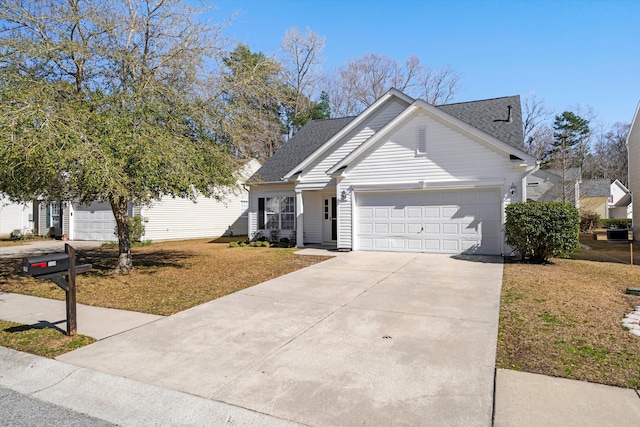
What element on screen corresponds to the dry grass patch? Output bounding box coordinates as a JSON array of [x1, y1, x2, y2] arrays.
[[0, 238, 330, 316], [0, 236, 26, 247], [0, 319, 95, 358], [498, 258, 640, 388]]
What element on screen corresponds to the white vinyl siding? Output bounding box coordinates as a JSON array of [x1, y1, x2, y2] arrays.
[[338, 110, 525, 253], [300, 98, 408, 184], [343, 112, 518, 183], [356, 189, 501, 255], [302, 191, 323, 243], [0, 197, 33, 235], [142, 193, 247, 241]]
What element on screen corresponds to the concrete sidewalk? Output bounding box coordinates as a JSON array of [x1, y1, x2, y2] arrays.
[[0, 292, 162, 340], [494, 368, 640, 426]]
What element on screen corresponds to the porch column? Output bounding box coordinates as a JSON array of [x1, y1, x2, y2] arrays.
[[296, 190, 304, 248]]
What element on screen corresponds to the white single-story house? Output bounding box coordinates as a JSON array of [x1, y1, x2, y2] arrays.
[[248, 88, 539, 255], [609, 179, 632, 219], [35, 159, 260, 241], [0, 195, 34, 236], [628, 101, 640, 240]]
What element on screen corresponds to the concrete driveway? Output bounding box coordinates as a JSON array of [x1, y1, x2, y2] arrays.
[[57, 251, 503, 426]]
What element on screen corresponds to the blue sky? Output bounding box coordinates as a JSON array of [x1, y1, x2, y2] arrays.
[[210, 0, 639, 126]]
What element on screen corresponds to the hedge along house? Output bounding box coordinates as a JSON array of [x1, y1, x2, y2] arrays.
[[34, 159, 261, 241], [248, 89, 539, 255]]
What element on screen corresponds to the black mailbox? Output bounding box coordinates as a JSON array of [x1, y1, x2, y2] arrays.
[[606, 228, 631, 243], [22, 253, 70, 277]]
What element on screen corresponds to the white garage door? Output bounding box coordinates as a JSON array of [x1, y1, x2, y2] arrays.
[[357, 189, 502, 255], [73, 203, 117, 241]]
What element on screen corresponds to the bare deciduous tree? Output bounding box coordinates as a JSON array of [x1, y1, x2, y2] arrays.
[[583, 122, 630, 186], [280, 26, 325, 135], [326, 52, 461, 117]]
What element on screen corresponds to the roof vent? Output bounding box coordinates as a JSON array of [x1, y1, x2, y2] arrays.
[[494, 105, 513, 123]]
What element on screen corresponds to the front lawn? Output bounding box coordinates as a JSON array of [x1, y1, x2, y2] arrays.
[[497, 239, 640, 388], [0, 319, 95, 358], [0, 238, 331, 316]]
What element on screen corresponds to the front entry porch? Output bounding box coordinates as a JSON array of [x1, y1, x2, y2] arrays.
[[295, 190, 338, 249]]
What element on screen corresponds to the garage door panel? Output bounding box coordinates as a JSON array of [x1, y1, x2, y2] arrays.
[[390, 238, 405, 249], [360, 223, 373, 233], [442, 223, 458, 234], [407, 239, 423, 250], [360, 208, 373, 218], [374, 238, 390, 249], [390, 224, 405, 233], [442, 240, 459, 251], [359, 237, 374, 249], [423, 207, 439, 218], [391, 209, 405, 218], [357, 189, 501, 255], [375, 223, 389, 233], [423, 223, 439, 234], [441, 206, 459, 218], [405, 207, 421, 218], [406, 223, 422, 233], [423, 239, 439, 251]]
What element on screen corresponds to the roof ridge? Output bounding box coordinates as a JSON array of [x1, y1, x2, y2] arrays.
[[310, 116, 357, 122], [437, 95, 519, 107]]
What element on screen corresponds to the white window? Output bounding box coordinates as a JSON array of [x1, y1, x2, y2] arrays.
[[263, 196, 295, 230], [416, 126, 427, 155]]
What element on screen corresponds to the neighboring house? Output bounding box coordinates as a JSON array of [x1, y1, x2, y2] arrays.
[[0, 195, 34, 236], [609, 179, 632, 219], [248, 88, 538, 255], [35, 159, 260, 241], [525, 168, 581, 206], [629, 101, 640, 240], [579, 179, 610, 219]]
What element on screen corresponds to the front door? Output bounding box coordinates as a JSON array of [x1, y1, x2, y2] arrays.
[[323, 196, 337, 242]]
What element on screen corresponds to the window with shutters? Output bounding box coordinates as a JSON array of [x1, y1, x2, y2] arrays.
[[416, 126, 427, 155], [258, 196, 295, 230]]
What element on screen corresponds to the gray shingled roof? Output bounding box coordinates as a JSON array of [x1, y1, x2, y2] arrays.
[[546, 168, 583, 182], [253, 95, 525, 183], [580, 179, 611, 198], [437, 96, 524, 150], [252, 116, 356, 182]]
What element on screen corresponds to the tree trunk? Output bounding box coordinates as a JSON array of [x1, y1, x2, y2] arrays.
[[110, 196, 133, 274]]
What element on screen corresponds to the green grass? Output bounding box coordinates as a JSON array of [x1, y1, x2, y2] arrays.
[[0, 319, 95, 358]]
